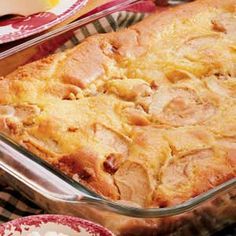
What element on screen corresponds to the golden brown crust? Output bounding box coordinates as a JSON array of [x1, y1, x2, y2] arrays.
[[0, 0, 236, 208], [56, 148, 120, 199]]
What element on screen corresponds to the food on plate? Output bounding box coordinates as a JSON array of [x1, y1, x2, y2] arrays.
[[0, 0, 235, 208], [0, 0, 59, 16]]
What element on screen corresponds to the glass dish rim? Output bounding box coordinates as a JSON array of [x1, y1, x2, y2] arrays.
[[0, 0, 142, 60], [0, 133, 235, 218]]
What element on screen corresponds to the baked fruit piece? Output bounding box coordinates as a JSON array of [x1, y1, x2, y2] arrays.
[[0, 0, 235, 207]]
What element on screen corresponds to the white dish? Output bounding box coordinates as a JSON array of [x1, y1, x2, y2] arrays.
[[0, 215, 114, 236]]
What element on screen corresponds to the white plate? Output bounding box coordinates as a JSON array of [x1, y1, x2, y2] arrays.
[[0, 215, 114, 236]]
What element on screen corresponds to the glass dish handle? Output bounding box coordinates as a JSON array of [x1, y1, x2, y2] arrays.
[[0, 136, 98, 203]]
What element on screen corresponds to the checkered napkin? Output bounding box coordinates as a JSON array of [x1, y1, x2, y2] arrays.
[[0, 183, 44, 223], [0, 6, 235, 236]]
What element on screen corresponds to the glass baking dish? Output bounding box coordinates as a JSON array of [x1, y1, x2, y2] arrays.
[[0, 0, 235, 235], [1, 130, 235, 235]]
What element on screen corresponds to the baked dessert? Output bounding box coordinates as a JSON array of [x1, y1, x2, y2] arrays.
[[0, 0, 235, 208]]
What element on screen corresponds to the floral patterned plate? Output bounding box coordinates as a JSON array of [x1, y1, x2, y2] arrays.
[[0, 215, 114, 236], [0, 0, 87, 44]]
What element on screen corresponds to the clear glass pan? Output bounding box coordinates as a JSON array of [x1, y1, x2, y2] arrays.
[[1, 133, 235, 235], [1, 133, 235, 217], [0, 0, 235, 234]]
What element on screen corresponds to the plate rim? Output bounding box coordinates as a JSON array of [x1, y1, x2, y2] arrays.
[[0, 0, 88, 44], [0, 214, 114, 235]]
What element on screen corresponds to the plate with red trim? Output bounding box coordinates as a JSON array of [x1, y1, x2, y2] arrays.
[[0, 214, 114, 236], [0, 0, 87, 44]]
